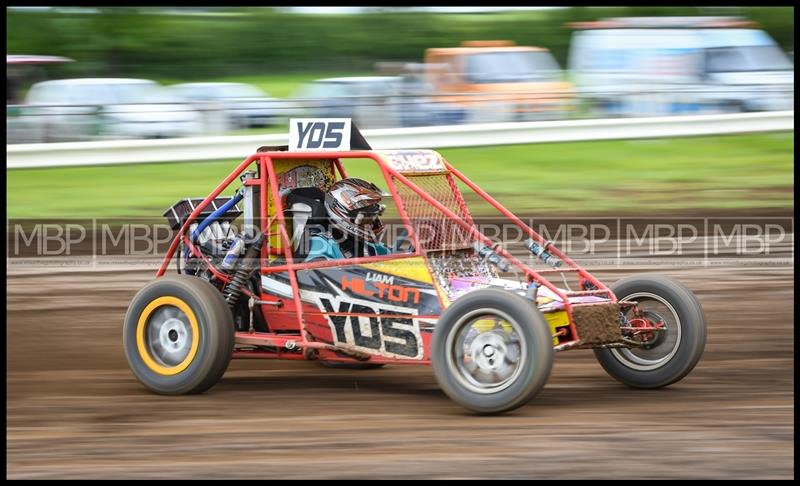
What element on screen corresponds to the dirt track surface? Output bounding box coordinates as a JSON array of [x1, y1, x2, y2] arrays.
[[7, 260, 794, 479]]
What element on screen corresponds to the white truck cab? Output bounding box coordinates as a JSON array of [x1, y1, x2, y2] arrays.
[[567, 16, 794, 116]]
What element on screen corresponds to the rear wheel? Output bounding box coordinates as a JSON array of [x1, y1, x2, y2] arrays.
[[594, 274, 706, 388], [123, 275, 234, 395], [432, 289, 554, 414]]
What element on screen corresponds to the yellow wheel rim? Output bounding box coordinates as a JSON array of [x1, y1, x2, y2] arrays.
[[136, 296, 200, 376]]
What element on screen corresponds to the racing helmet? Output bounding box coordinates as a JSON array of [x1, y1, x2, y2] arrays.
[[325, 178, 388, 243]]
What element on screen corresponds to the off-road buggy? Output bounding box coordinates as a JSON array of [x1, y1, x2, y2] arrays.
[[124, 120, 706, 414]]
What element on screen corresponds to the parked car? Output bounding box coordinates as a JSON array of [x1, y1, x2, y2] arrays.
[[25, 78, 203, 142], [169, 82, 285, 130], [568, 16, 795, 116], [291, 77, 403, 129]]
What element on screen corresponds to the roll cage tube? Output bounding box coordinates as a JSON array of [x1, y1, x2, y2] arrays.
[[443, 160, 612, 297]]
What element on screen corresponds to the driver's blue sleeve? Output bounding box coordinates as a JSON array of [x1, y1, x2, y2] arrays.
[[305, 235, 345, 262], [367, 242, 391, 256]]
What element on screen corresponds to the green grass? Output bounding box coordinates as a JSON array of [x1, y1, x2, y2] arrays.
[[442, 133, 794, 213], [6, 133, 793, 219]]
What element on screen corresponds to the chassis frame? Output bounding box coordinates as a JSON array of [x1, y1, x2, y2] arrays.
[[152, 149, 657, 366]]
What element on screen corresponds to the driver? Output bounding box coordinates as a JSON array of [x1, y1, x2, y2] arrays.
[[305, 178, 392, 262]]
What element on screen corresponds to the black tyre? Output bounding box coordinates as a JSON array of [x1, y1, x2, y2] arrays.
[[594, 274, 706, 389], [432, 288, 554, 414], [123, 275, 235, 395]]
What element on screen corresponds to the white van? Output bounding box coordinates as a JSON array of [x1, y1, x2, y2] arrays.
[[568, 17, 794, 116], [25, 78, 204, 142]]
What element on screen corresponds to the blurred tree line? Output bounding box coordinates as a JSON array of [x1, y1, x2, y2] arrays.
[[6, 6, 794, 80]]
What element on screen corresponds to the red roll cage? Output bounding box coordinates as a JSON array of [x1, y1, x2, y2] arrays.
[[156, 150, 617, 359]]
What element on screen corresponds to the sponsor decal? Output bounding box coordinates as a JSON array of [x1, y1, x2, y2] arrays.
[[264, 267, 437, 359], [341, 275, 422, 305], [304, 285, 423, 359], [277, 165, 330, 191], [365, 272, 394, 285], [380, 150, 447, 173]]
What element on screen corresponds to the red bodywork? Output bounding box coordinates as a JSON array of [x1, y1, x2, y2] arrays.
[[156, 150, 624, 365]]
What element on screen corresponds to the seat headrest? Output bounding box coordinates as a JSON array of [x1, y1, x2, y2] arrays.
[[285, 187, 329, 258]]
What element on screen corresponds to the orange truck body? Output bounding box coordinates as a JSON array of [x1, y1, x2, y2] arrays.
[[423, 41, 574, 118]]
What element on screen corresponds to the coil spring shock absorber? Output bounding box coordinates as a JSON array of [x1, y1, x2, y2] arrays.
[[223, 233, 265, 306]]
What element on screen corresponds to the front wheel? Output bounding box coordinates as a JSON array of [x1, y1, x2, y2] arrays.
[[594, 274, 706, 388], [432, 289, 554, 414], [123, 275, 235, 395]]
